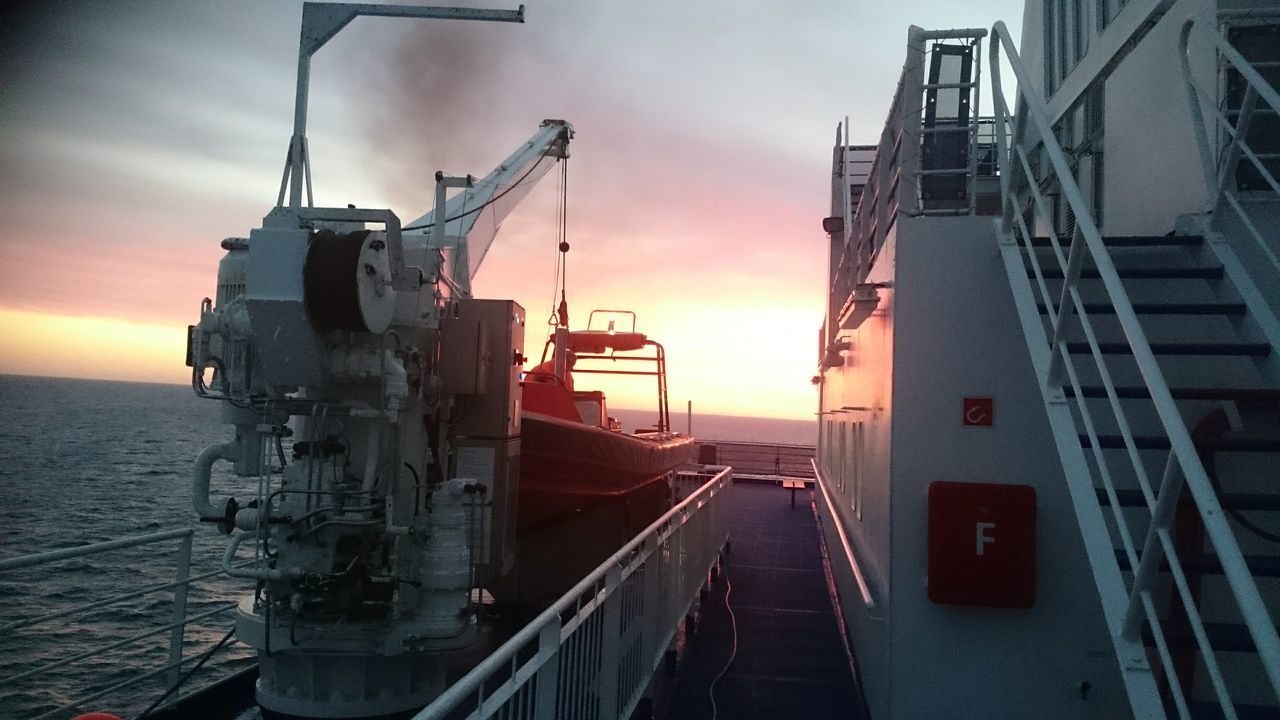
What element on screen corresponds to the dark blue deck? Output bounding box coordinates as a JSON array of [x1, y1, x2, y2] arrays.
[[663, 481, 865, 719]]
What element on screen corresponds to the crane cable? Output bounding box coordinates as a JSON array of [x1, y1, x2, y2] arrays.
[[547, 158, 570, 331], [402, 154, 552, 233]]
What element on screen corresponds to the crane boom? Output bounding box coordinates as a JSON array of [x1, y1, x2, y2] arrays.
[[405, 118, 573, 293]]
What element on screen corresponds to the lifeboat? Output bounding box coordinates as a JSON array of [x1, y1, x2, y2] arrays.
[[509, 312, 695, 606]]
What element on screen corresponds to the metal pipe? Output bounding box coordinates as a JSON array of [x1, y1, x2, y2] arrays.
[[193, 441, 238, 520], [222, 532, 302, 581]]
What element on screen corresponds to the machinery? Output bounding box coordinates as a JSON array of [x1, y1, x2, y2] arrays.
[[184, 3, 572, 717]]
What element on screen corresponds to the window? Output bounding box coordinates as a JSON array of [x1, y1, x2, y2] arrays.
[[854, 422, 865, 520], [1084, 82, 1105, 224], [825, 419, 835, 479], [1100, 0, 1127, 32], [1071, 0, 1086, 66], [838, 421, 848, 493], [1044, 0, 1057, 95], [1057, 0, 1069, 84]]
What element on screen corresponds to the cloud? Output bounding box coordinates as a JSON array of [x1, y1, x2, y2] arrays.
[[0, 0, 1026, 418]]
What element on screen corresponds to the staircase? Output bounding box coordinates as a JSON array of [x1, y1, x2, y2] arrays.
[[1005, 229, 1280, 718], [989, 19, 1280, 720]]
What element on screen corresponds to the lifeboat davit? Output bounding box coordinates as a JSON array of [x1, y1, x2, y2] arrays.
[[509, 317, 694, 606]]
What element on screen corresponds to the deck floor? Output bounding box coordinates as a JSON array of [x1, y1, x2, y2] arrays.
[[663, 482, 865, 719]]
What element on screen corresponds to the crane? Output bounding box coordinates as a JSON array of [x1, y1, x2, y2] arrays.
[[406, 118, 573, 296], [183, 4, 573, 718]]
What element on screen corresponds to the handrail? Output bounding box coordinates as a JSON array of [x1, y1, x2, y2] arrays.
[[990, 18, 1280, 716], [1179, 18, 1280, 275], [811, 458, 875, 609], [0, 527, 242, 719], [827, 27, 991, 343], [0, 527, 192, 570], [417, 466, 734, 720]]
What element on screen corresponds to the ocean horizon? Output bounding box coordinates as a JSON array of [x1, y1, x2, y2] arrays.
[[0, 372, 818, 445]]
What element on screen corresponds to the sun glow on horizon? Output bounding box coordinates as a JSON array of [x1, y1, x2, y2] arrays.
[[1, 304, 820, 420], [0, 308, 190, 386]]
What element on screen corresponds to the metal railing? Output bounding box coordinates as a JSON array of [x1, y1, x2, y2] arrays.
[[990, 19, 1280, 718], [0, 528, 240, 719], [828, 27, 990, 343], [1180, 16, 1280, 276], [698, 441, 815, 479], [415, 466, 734, 720], [811, 459, 875, 610]]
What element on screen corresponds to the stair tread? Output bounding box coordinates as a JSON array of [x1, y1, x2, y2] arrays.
[[1142, 622, 1273, 653], [1064, 341, 1272, 356], [1064, 386, 1280, 401], [1080, 434, 1280, 451], [1185, 701, 1280, 720], [1028, 235, 1204, 247], [1097, 488, 1280, 511], [1035, 302, 1247, 316], [1031, 266, 1224, 280], [1115, 549, 1280, 577]]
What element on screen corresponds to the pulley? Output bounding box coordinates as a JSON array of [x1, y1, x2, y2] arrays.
[[303, 229, 397, 333]]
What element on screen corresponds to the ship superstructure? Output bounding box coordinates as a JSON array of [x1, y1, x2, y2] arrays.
[[817, 1, 1280, 717]]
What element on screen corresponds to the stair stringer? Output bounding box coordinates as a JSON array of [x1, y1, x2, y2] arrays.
[[1196, 215, 1280, 359], [995, 219, 1166, 718]]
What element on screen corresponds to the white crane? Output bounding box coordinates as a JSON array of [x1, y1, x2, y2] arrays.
[[185, 4, 572, 717]]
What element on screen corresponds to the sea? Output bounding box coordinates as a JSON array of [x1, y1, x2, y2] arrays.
[[0, 374, 814, 719]]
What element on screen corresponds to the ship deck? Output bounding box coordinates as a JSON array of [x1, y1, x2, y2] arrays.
[[662, 479, 865, 719]]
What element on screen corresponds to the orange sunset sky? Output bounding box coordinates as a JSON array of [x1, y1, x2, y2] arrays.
[[0, 0, 1021, 420]]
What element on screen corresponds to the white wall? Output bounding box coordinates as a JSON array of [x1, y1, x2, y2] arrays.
[[1103, 0, 1217, 235], [820, 215, 1132, 717], [818, 223, 899, 719], [886, 216, 1126, 718]]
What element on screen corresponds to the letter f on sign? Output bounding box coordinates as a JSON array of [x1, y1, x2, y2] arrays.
[[976, 522, 997, 556]]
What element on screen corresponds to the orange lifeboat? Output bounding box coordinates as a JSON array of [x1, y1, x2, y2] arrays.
[[510, 312, 694, 606]]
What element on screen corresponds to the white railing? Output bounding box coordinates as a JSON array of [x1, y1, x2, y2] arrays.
[[415, 466, 734, 720], [990, 19, 1280, 719], [0, 528, 240, 719], [827, 27, 991, 343], [1181, 16, 1280, 276], [811, 459, 875, 610]]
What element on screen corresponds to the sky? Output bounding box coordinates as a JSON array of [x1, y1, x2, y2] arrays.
[[0, 0, 1022, 420]]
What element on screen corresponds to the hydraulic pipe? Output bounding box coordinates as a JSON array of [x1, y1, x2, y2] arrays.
[[193, 441, 239, 520], [222, 532, 303, 581]]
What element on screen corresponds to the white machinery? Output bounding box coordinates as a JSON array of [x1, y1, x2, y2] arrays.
[[184, 3, 572, 717]]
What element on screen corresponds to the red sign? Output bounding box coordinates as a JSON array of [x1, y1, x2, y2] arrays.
[[962, 397, 993, 427], [928, 481, 1036, 608]]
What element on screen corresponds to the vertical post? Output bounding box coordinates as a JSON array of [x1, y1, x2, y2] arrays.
[[598, 564, 623, 720], [1046, 223, 1085, 386], [968, 36, 984, 215], [167, 531, 194, 692], [533, 621, 561, 720], [687, 400, 692, 436], [1217, 85, 1258, 197], [842, 117, 855, 281], [1121, 453, 1185, 638], [901, 27, 929, 217], [644, 537, 665, 676]]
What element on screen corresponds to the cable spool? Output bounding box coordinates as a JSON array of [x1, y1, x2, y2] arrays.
[[303, 229, 397, 333]]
